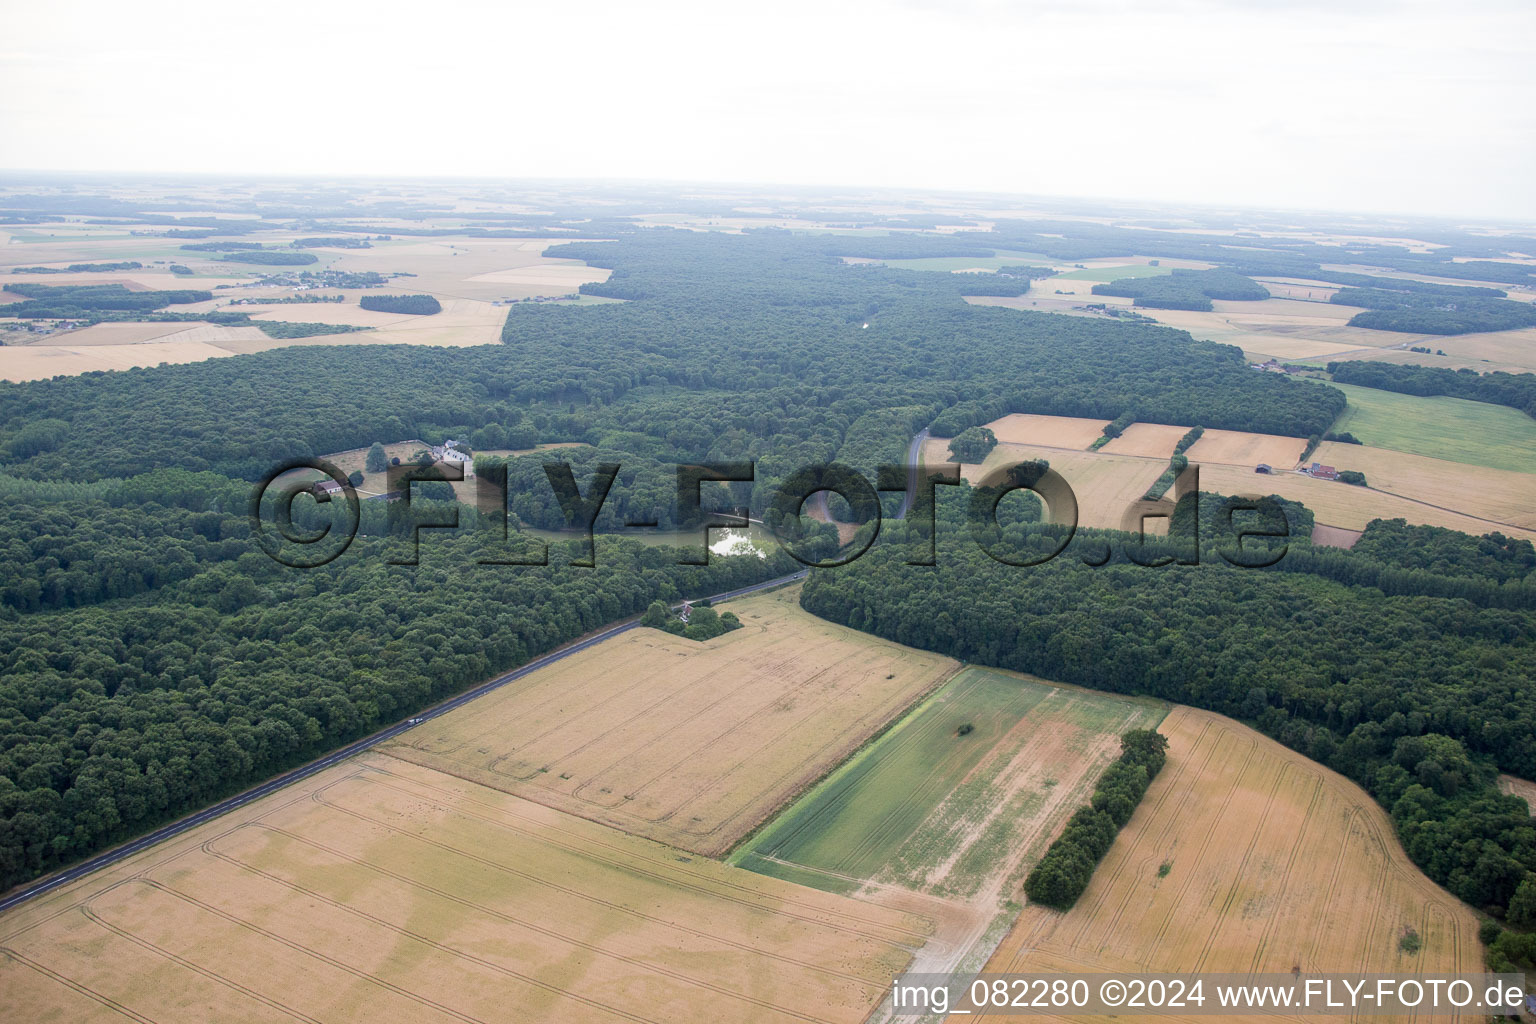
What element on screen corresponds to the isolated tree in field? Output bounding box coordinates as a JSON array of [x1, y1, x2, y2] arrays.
[[365, 442, 388, 473], [947, 425, 998, 464], [347, 470, 364, 487]]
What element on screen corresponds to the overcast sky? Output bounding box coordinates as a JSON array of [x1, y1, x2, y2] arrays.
[[3, 0, 1532, 222]]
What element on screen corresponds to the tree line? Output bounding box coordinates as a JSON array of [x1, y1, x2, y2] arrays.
[[1332, 288, 1536, 335], [801, 513, 1536, 920], [1024, 730, 1168, 909], [1327, 362, 1536, 419]]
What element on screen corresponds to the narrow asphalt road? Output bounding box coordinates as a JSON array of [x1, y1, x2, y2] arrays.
[[807, 427, 929, 523], [0, 569, 809, 915], [897, 428, 930, 519]]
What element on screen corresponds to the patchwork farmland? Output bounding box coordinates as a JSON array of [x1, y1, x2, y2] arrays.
[[382, 587, 959, 855], [0, 585, 1507, 1024], [734, 669, 1167, 934], [930, 403, 1536, 542], [0, 754, 926, 1024], [925, 435, 1168, 531], [0, 234, 611, 380], [967, 707, 1484, 1023]]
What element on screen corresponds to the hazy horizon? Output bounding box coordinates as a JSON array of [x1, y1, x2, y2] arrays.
[[3, 0, 1534, 222]]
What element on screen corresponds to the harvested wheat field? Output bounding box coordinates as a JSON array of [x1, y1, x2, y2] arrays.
[[1312, 441, 1536, 532], [1391, 326, 1536, 374], [964, 707, 1482, 1024], [327, 237, 610, 301], [1234, 332, 1384, 364], [1332, 343, 1536, 376], [0, 753, 927, 1024], [1194, 463, 1536, 542], [1499, 775, 1536, 816], [1213, 296, 1361, 319], [11, 320, 215, 346], [0, 338, 239, 381], [1100, 422, 1188, 459], [924, 438, 1168, 532], [1253, 278, 1342, 302], [1183, 428, 1308, 468], [381, 586, 958, 856], [245, 303, 416, 328], [980, 414, 1112, 450]]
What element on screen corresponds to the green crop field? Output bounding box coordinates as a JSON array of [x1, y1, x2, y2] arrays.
[[1318, 380, 1536, 474], [1053, 263, 1175, 281], [877, 250, 1054, 273], [731, 667, 1166, 901]]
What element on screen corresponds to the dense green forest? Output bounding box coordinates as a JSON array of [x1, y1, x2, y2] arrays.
[[0, 283, 212, 318], [1091, 268, 1270, 310], [1332, 287, 1536, 335], [292, 236, 372, 249], [0, 230, 1345, 489], [0, 472, 799, 888], [254, 321, 372, 340], [14, 262, 144, 274], [947, 426, 997, 463], [1328, 361, 1536, 418], [358, 293, 442, 314], [1, 207, 1533, 940], [801, 515, 1536, 918], [218, 250, 318, 266]]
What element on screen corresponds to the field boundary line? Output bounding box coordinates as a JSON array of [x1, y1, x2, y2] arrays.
[[724, 660, 965, 861]]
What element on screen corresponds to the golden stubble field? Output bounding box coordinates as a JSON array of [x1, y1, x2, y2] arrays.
[[931, 413, 1535, 541], [0, 234, 613, 380], [980, 414, 1109, 450], [322, 237, 610, 302], [0, 754, 927, 1024], [382, 587, 960, 856], [924, 437, 1167, 533], [1312, 441, 1536, 532], [1099, 423, 1188, 459], [1183, 428, 1308, 469], [1194, 462, 1536, 542], [961, 706, 1482, 1024], [1332, 327, 1536, 375]]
